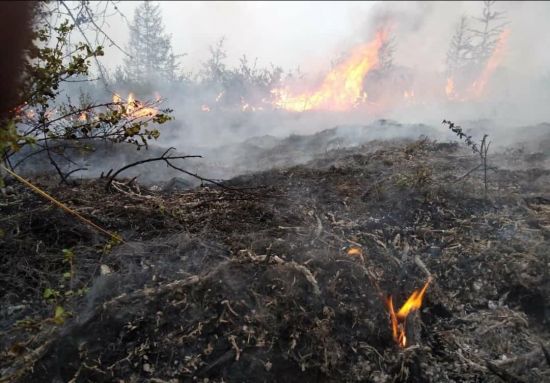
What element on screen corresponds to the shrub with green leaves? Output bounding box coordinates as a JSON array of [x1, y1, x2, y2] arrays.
[[1, 16, 173, 182]]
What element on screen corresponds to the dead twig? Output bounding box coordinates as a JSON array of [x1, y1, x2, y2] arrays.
[[414, 255, 432, 278], [228, 335, 242, 361], [454, 163, 482, 183], [486, 361, 527, 383], [287, 261, 321, 296], [492, 347, 546, 369], [1, 164, 123, 243], [105, 147, 201, 190]]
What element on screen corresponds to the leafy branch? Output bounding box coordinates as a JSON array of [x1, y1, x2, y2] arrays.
[[2, 17, 173, 183]]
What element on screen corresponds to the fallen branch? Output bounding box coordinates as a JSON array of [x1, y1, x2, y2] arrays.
[[1, 164, 123, 243], [105, 147, 264, 195], [454, 163, 482, 183], [64, 167, 87, 180], [105, 147, 201, 190]]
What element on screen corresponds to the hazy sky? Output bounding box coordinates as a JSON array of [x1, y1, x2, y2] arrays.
[[95, 1, 550, 79], [101, 1, 378, 74]]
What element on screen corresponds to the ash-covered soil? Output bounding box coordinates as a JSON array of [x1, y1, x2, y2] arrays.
[[1, 130, 550, 382]]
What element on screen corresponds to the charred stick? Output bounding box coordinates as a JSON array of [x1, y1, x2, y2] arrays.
[[454, 163, 482, 183], [164, 159, 256, 194], [414, 255, 432, 278], [105, 149, 202, 190], [542, 343, 550, 367], [64, 167, 87, 179], [44, 139, 68, 185]]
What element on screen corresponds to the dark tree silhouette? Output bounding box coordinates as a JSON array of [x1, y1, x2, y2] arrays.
[[469, 1, 509, 66], [446, 15, 474, 76]]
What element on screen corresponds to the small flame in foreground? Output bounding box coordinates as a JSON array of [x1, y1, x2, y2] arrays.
[[347, 247, 363, 257], [347, 246, 364, 262], [272, 31, 386, 112], [387, 278, 431, 348]]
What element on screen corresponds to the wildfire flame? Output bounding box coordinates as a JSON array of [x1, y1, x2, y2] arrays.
[[470, 29, 510, 98], [403, 90, 415, 99], [347, 246, 363, 257], [445, 29, 510, 102], [113, 93, 158, 118], [387, 278, 431, 348], [241, 97, 252, 112], [445, 77, 455, 99], [272, 31, 387, 112]]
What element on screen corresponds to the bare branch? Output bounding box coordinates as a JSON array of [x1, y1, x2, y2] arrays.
[[105, 150, 202, 190]]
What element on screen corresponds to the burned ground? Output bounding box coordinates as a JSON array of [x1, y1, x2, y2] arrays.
[[1, 134, 550, 382]]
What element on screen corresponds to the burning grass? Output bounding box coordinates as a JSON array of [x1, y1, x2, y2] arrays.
[[1, 134, 550, 382]]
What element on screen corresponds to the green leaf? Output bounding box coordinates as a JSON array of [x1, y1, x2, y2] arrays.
[[43, 288, 57, 299], [62, 248, 74, 262], [53, 305, 66, 324]]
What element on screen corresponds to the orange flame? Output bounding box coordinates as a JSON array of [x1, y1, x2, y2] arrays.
[[387, 278, 431, 348], [272, 31, 387, 112], [445, 77, 455, 99], [403, 90, 415, 100], [113, 93, 158, 118], [347, 247, 363, 257], [471, 29, 510, 98], [241, 97, 253, 112]]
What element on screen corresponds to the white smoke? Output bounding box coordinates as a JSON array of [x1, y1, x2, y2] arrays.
[[53, 1, 550, 181]]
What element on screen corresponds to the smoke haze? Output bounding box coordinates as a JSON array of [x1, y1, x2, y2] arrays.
[[49, 1, 550, 180]]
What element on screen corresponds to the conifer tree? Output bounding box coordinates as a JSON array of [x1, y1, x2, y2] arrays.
[[123, 1, 179, 84], [470, 1, 508, 66], [446, 15, 474, 76]]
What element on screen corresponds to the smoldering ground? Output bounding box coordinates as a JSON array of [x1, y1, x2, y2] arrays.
[[3, 134, 550, 382]]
